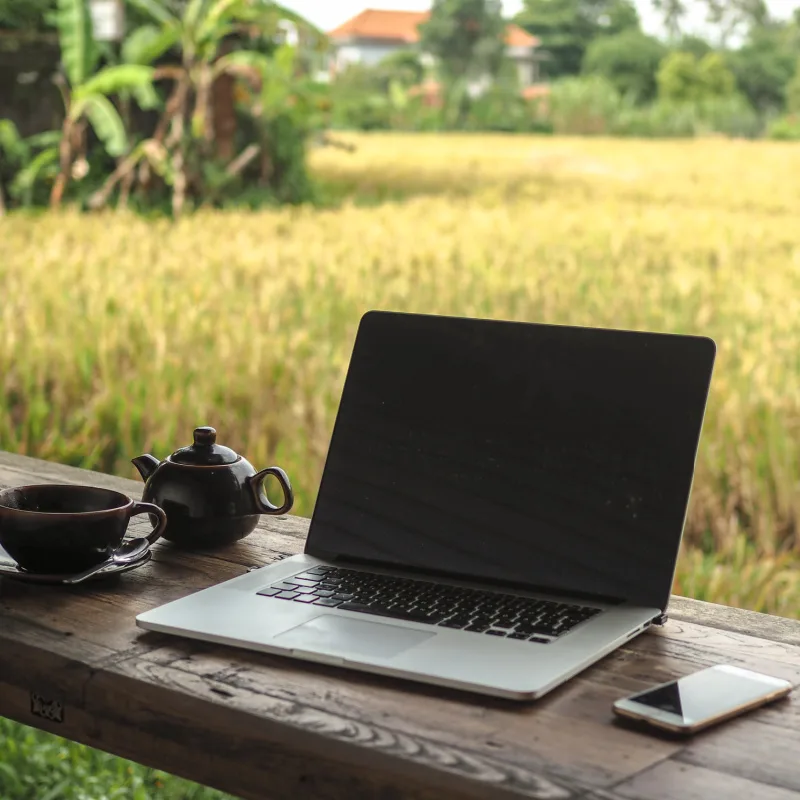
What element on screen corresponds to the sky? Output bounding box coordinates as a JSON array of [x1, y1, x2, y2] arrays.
[[282, 0, 799, 40]]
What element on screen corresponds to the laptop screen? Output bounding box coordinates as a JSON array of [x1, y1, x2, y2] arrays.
[[306, 312, 715, 611]]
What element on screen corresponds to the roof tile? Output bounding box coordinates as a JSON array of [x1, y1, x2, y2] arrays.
[[328, 9, 539, 48]]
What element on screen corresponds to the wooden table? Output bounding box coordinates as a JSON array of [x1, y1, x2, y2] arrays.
[[1, 450, 799, 800]]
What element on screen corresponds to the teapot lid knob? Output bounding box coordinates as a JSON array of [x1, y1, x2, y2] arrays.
[[169, 426, 239, 465], [193, 426, 217, 447]]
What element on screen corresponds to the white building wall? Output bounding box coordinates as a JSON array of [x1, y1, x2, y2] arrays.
[[336, 42, 406, 70]]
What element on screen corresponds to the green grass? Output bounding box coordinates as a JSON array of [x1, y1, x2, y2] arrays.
[[0, 718, 229, 799]]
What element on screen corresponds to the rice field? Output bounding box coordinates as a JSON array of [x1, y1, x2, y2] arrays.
[[1, 132, 799, 615]]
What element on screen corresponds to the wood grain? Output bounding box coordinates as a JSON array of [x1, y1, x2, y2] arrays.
[[611, 761, 800, 800], [1, 450, 800, 800]]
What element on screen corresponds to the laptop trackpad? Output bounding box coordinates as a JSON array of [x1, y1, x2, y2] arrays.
[[275, 614, 435, 660]]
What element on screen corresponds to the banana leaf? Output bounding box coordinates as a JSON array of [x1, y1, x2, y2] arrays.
[[74, 64, 156, 99], [10, 147, 59, 205], [55, 0, 98, 87], [122, 23, 180, 65], [71, 93, 128, 156]]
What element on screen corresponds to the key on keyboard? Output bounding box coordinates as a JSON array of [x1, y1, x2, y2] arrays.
[[257, 566, 602, 644]]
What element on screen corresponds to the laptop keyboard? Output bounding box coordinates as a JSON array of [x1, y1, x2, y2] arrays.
[[257, 565, 602, 643]]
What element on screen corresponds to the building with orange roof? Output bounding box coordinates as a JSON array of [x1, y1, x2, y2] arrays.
[[326, 8, 545, 91]]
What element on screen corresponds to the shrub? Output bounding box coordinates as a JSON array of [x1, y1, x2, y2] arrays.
[[786, 57, 800, 113], [582, 29, 666, 103], [548, 75, 624, 135], [612, 96, 762, 139], [767, 113, 800, 140], [466, 83, 534, 132], [657, 51, 737, 104]]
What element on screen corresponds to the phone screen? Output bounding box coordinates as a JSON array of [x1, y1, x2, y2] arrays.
[[627, 665, 787, 723]]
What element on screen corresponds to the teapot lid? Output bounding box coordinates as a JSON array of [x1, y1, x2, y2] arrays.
[[170, 427, 239, 466]]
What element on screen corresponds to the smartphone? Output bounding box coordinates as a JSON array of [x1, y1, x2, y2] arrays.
[[613, 664, 792, 735]]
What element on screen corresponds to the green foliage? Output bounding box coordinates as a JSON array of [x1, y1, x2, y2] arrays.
[[698, 52, 737, 97], [657, 51, 737, 103], [545, 72, 760, 138], [549, 74, 625, 134], [377, 49, 426, 88], [614, 95, 761, 138], [657, 52, 699, 102], [0, 717, 231, 800], [76, 63, 156, 100], [702, 0, 769, 48], [419, 0, 506, 84], [767, 112, 800, 140], [582, 29, 666, 102], [45, 1, 159, 179], [785, 57, 800, 113], [121, 23, 181, 64], [691, 93, 762, 136], [516, 0, 640, 78], [0, 0, 54, 30], [329, 65, 393, 130], [728, 22, 800, 113], [676, 34, 713, 59], [75, 94, 129, 154], [465, 78, 548, 132], [651, 0, 686, 41], [55, 0, 98, 86], [0, 119, 60, 206], [0, 118, 25, 159], [0, 0, 326, 213], [329, 52, 429, 131], [115, 0, 325, 214]]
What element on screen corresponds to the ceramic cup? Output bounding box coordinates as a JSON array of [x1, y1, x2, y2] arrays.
[[0, 484, 166, 574]]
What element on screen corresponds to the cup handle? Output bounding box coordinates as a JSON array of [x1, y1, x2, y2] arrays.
[[247, 467, 294, 516], [129, 501, 167, 546]]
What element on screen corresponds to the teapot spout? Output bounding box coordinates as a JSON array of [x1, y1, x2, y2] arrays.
[[132, 454, 160, 481]]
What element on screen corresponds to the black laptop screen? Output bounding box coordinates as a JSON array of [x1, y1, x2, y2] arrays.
[[305, 312, 715, 611]]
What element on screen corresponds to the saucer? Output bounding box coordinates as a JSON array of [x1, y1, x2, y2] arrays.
[[0, 549, 151, 585]]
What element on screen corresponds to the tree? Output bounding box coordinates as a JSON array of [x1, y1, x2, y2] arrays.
[[657, 51, 737, 103], [698, 52, 737, 96], [703, 0, 769, 48], [419, 0, 505, 83], [652, 0, 686, 42], [419, 0, 506, 125], [515, 0, 640, 78], [604, 0, 639, 33], [787, 57, 800, 113], [107, 0, 320, 214], [49, 0, 157, 206], [377, 50, 426, 89], [728, 23, 800, 112], [582, 29, 666, 102], [676, 35, 713, 59], [0, 120, 61, 210], [0, 0, 53, 30]]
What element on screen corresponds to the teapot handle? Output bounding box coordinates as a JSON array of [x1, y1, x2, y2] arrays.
[[247, 467, 294, 516]]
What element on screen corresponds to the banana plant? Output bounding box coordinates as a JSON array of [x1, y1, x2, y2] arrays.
[[120, 0, 323, 215], [0, 120, 62, 211], [49, 0, 158, 206]]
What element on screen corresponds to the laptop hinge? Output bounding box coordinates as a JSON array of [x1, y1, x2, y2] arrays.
[[309, 550, 626, 607]]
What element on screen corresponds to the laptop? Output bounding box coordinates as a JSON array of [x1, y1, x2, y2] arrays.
[[136, 311, 716, 701]]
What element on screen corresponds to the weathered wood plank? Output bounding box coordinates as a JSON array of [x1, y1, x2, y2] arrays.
[[677, 717, 800, 792], [610, 760, 800, 800], [127, 616, 800, 792], [667, 595, 800, 647], [3, 450, 800, 800], [87, 659, 579, 800]]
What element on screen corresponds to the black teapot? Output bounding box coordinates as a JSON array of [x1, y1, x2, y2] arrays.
[[132, 426, 293, 547]]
